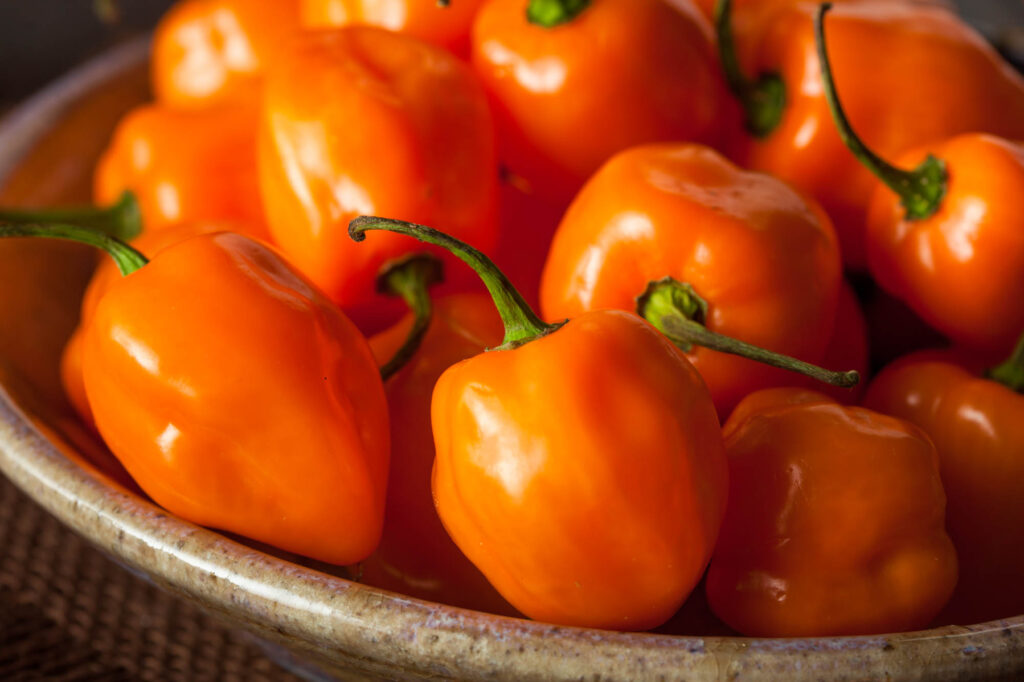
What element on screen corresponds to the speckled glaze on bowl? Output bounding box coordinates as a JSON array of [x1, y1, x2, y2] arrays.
[[1, 38, 1023, 682]]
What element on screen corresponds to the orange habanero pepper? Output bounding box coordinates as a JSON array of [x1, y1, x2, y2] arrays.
[[259, 26, 499, 331], [95, 103, 267, 237], [152, 0, 302, 108], [707, 387, 957, 636], [471, 0, 727, 205], [540, 143, 845, 416], [60, 220, 265, 429], [359, 256, 514, 613], [864, 337, 1024, 624], [2, 223, 390, 565], [716, 0, 1024, 268], [814, 5, 1024, 357], [349, 217, 728, 631], [301, 0, 487, 57]]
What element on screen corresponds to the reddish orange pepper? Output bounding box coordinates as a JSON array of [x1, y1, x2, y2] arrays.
[[717, 0, 1024, 268], [95, 103, 267, 237], [301, 0, 486, 57], [349, 217, 728, 631], [862, 135, 1024, 355], [814, 6, 1024, 356], [864, 339, 1024, 624], [259, 26, 499, 330], [60, 220, 262, 429], [707, 387, 957, 636], [362, 280, 513, 613], [152, 0, 302, 108], [540, 143, 844, 416], [471, 0, 727, 204], [2, 223, 390, 565]]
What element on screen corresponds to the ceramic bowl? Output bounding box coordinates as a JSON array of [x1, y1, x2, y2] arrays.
[[1, 37, 1023, 682]]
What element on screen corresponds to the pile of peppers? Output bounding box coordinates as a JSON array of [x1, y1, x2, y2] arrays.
[[3, 0, 1024, 636]]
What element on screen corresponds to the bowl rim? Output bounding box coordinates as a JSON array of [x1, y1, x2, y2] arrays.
[[1, 37, 1022, 682]]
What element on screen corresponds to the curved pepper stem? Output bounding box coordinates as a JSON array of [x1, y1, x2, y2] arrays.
[[0, 222, 147, 276], [637, 277, 859, 388], [815, 4, 946, 221], [349, 217, 563, 350], [527, 0, 590, 27], [715, 0, 786, 138], [377, 253, 444, 380], [0, 191, 142, 242], [987, 332, 1024, 393]]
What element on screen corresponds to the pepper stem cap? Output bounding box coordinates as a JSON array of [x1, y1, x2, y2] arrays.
[[637, 277, 859, 388], [815, 3, 947, 221]]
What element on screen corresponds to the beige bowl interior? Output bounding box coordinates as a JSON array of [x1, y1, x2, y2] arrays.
[[1, 38, 1023, 682]]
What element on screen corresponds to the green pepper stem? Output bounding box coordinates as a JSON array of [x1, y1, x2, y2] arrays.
[[377, 253, 444, 381], [637, 277, 859, 388], [714, 0, 786, 138], [527, 0, 590, 28], [0, 191, 142, 242], [0, 222, 147, 276], [349, 217, 562, 350], [987, 332, 1024, 393], [815, 4, 946, 221]]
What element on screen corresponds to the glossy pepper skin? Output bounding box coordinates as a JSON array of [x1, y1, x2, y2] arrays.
[[707, 388, 957, 636], [61, 221, 261, 428], [259, 26, 499, 330], [362, 293, 514, 613], [95, 104, 267, 237], [301, 0, 486, 57], [472, 0, 727, 205], [349, 217, 728, 631], [540, 143, 841, 417], [865, 135, 1024, 356], [724, 1, 1024, 268], [864, 351, 1024, 624], [432, 310, 728, 629], [82, 232, 389, 564], [152, 0, 301, 108]]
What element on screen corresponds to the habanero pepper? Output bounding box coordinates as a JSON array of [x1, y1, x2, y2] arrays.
[[301, 0, 487, 58], [471, 0, 728, 205], [349, 216, 728, 631], [60, 220, 264, 429], [814, 5, 1024, 357], [151, 0, 302, 108], [707, 387, 957, 636], [95, 102, 268, 237], [259, 26, 499, 332], [540, 142, 844, 417], [864, 337, 1024, 625], [1, 223, 389, 565], [716, 0, 1024, 268], [358, 256, 515, 614]]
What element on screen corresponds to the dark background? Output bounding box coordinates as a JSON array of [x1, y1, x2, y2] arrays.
[[0, 0, 1022, 104]]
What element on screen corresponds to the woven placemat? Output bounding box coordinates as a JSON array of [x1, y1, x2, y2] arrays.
[[0, 474, 309, 682]]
